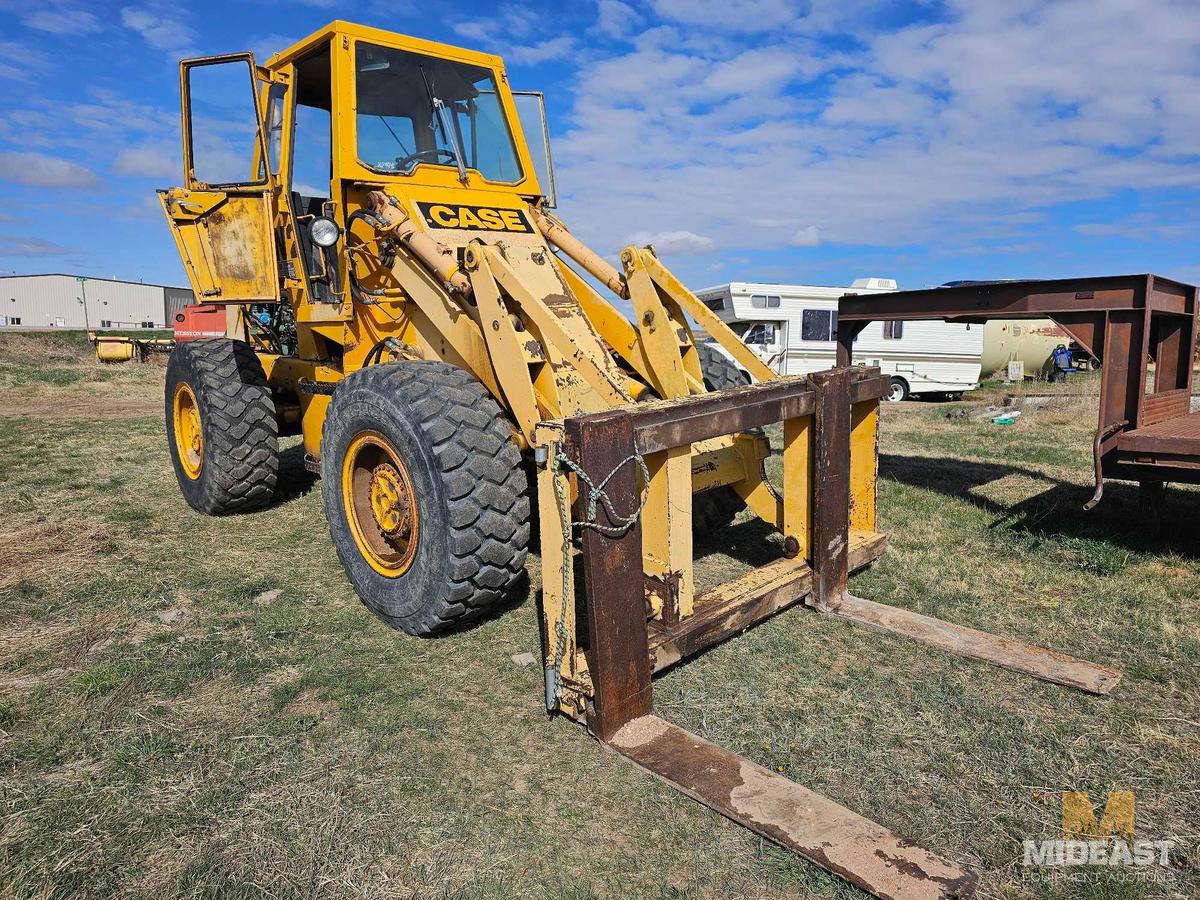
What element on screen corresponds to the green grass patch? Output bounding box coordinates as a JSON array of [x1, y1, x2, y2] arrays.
[[0, 365, 1194, 899]]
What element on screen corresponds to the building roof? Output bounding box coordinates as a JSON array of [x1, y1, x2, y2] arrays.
[[0, 273, 190, 291]]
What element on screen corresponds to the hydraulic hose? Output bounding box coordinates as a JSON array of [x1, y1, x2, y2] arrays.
[[365, 191, 472, 297], [528, 206, 628, 299]]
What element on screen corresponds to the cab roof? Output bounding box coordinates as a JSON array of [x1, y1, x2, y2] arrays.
[[262, 20, 505, 74]]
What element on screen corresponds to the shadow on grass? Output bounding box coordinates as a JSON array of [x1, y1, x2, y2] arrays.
[[880, 453, 1200, 559], [693, 516, 782, 569], [276, 442, 318, 504]]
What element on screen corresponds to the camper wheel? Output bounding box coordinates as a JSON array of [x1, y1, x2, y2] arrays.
[[886, 377, 910, 402]]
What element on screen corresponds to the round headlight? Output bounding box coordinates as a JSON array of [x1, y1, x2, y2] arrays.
[[310, 216, 341, 248]]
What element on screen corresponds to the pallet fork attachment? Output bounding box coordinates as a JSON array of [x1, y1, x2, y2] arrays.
[[536, 368, 1119, 900]]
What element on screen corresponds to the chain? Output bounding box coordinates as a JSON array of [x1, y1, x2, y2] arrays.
[[547, 442, 573, 709], [545, 443, 650, 709], [555, 450, 651, 538]]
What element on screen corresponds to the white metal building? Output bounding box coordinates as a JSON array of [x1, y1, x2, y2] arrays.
[[0, 274, 193, 330]]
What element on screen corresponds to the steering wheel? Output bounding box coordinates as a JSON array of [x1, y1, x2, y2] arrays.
[[395, 148, 458, 171]]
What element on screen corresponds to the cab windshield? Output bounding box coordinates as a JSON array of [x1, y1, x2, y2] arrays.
[[355, 43, 522, 183]]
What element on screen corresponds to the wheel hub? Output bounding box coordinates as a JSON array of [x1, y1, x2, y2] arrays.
[[368, 463, 413, 539], [342, 431, 420, 578], [173, 382, 204, 479]]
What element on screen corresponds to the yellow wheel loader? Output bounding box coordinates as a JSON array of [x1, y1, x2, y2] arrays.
[[158, 22, 1121, 899]]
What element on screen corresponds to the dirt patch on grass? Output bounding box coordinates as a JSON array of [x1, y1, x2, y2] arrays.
[[0, 391, 161, 420], [0, 608, 129, 660], [153, 674, 269, 736], [0, 332, 91, 363], [283, 690, 339, 718], [0, 330, 165, 419], [0, 518, 115, 592]]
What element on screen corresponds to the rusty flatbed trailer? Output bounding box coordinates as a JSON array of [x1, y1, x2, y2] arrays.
[[837, 274, 1200, 507]]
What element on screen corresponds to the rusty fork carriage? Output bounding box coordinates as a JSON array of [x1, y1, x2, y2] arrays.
[[536, 366, 1119, 900]]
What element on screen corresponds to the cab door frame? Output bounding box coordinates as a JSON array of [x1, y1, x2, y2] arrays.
[[159, 52, 281, 303]]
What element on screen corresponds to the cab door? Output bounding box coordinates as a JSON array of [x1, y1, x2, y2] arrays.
[[159, 53, 279, 302]]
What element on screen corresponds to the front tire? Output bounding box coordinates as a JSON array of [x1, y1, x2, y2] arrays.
[[165, 339, 279, 515], [321, 362, 530, 636]]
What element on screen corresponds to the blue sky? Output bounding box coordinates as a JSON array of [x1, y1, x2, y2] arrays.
[[1, 0, 1199, 293]]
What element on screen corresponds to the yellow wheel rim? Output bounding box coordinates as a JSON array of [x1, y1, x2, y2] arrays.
[[173, 382, 204, 480], [342, 431, 420, 578]]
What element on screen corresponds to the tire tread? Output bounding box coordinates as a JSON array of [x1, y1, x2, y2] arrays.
[[324, 362, 529, 635], [166, 339, 278, 515]]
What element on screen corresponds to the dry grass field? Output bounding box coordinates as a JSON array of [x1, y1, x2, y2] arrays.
[[0, 332, 1195, 899]]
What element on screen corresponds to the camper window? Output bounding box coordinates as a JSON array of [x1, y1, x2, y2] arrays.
[[750, 294, 781, 309], [801, 309, 836, 341], [883, 320, 903, 339], [742, 323, 777, 346]]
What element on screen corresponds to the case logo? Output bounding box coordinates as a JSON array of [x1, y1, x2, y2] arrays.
[[417, 202, 533, 233]]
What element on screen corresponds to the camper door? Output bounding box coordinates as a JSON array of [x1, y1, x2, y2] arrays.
[[741, 322, 784, 372]]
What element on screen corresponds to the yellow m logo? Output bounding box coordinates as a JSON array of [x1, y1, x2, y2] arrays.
[[1062, 790, 1135, 840]]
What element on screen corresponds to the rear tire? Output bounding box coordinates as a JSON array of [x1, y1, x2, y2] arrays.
[[165, 339, 279, 515], [321, 361, 530, 636], [694, 343, 753, 531]]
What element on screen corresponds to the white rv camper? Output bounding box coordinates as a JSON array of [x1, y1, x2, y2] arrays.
[[695, 279, 983, 401]]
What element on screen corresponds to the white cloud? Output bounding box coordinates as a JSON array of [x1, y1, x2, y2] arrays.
[[453, 5, 538, 45], [597, 0, 641, 38], [550, 0, 1200, 272], [113, 145, 178, 180], [791, 226, 820, 247], [21, 4, 98, 35], [649, 0, 800, 32], [624, 230, 716, 255], [121, 6, 196, 55], [508, 36, 576, 66], [0, 42, 50, 81], [251, 33, 300, 63], [452, 20, 492, 43], [703, 48, 805, 96], [0, 233, 81, 258], [0, 151, 100, 188]]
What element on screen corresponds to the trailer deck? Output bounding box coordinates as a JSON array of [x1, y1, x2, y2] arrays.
[[837, 274, 1200, 505]]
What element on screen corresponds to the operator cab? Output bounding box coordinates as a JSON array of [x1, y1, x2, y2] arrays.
[[161, 21, 557, 315]]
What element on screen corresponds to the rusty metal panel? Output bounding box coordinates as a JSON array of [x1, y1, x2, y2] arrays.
[[564, 410, 653, 741], [1118, 409, 1200, 455], [1099, 311, 1143, 433], [1140, 388, 1190, 427], [202, 194, 279, 299], [830, 596, 1122, 695], [608, 716, 978, 900], [1052, 313, 1106, 361], [837, 274, 1168, 323], [810, 368, 853, 612], [628, 371, 886, 455], [162, 191, 279, 301]]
